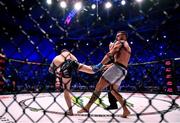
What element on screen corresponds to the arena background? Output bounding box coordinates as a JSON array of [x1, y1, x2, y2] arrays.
[[0, 0, 179, 122]]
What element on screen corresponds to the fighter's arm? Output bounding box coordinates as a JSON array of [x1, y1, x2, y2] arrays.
[[108, 41, 122, 55], [97, 41, 121, 65], [103, 63, 113, 71], [109, 42, 114, 51], [90, 42, 121, 72], [124, 41, 131, 53], [49, 61, 55, 74]]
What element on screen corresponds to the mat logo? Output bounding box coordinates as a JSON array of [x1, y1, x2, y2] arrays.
[[71, 96, 134, 109]]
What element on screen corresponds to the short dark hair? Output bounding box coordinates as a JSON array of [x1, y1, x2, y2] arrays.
[[117, 31, 128, 37], [61, 49, 69, 53]]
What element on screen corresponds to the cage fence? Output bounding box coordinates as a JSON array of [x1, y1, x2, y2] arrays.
[[0, 0, 180, 123]]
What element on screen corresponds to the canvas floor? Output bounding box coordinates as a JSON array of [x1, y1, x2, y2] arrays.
[[0, 92, 180, 123]]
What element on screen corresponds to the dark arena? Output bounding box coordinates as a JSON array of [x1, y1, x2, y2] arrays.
[[0, 0, 180, 123]]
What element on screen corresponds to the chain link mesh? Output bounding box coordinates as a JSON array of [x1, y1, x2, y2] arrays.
[[0, 0, 179, 122]]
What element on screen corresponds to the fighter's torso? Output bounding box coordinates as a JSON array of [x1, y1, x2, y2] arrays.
[[114, 41, 131, 67]]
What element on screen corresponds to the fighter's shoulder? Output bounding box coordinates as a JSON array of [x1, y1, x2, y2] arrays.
[[54, 55, 61, 59], [53, 55, 63, 61]]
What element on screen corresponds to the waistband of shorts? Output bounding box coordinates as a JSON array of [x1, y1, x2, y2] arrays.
[[114, 62, 128, 70]]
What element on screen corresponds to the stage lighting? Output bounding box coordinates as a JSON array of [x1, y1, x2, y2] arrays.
[[121, 0, 126, 5], [60, 1, 67, 8], [46, 0, 52, 5], [105, 1, 112, 9], [136, 0, 143, 3], [74, 2, 82, 11], [91, 4, 96, 9]]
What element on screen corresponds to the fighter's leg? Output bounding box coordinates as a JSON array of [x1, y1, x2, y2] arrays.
[[62, 77, 73, 115], [110, 84, 130, 118], [68, 53, 95, 74], [78, 63, 95, 74], [78, 77, 110, 113], [55, 67, 62, 91]]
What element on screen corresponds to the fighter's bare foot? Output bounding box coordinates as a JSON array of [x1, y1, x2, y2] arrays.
[[121, 109, 130, 118], [77, 108, 89, 113]]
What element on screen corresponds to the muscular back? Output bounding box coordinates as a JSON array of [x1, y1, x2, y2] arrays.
[[114, 41, 131, 67], [52, 51, 77, 68]]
